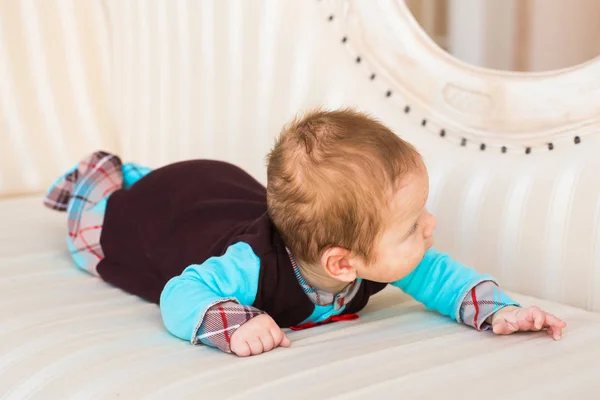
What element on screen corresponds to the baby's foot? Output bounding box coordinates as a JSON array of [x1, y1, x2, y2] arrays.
[[43, 166, 79, 211], [43, 151, 119, 211], [122, 163, 152, 189]]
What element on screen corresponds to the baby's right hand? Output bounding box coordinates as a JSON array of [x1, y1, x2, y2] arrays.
[[230, 314, 291, 357]]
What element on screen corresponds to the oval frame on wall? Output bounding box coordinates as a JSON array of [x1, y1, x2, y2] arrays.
[[320, 0, 600, 153]]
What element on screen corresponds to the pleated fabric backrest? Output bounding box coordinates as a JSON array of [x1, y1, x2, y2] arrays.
[[104, 0, 376, 183], [0, 0, 119, 196], [2, 0, 600, 312]]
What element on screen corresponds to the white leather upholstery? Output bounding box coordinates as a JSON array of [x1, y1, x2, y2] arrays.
[[1, 0, 599, 312], [2, 197, 600, 397]]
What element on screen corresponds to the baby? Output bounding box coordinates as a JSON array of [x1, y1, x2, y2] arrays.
[[44, 108, 566, 357]]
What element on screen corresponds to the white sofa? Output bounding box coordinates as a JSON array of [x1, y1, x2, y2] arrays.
[[2, 1, 600, 397]]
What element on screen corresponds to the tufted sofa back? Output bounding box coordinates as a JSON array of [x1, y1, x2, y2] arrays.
[[1, 0, 599, 311]]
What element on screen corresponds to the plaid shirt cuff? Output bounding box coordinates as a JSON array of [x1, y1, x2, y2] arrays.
[[459, 281, 520, 331], [196, 301, 264, 353]]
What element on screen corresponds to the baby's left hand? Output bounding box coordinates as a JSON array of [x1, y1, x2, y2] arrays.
[[490, 306, 567, 341]]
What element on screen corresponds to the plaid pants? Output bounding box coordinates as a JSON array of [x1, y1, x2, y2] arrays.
[[43, 151, 151, 276]]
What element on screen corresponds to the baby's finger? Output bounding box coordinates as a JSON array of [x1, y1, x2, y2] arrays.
[[280, 332, 291, 347], [269, 326, 291, 348], [532, 308, 545, 331], [270, 327, 284, 346], [492, 320, 518, 335], [544, 312, 567, 329], [232, 341, 252, 357], [492, 324, 505, 335], [260, 331, 275, 352], [515, 315, 534, 331], [544, 313, 566, 340], [547, 325, 563, 341], [247, 337, 264, 355]]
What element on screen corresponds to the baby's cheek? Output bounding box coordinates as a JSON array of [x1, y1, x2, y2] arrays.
[[409, 245, 427, 271], [397, 251, 423, 279], [386, 242, 423, 280]]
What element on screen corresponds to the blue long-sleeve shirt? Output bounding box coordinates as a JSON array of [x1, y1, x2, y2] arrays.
[[161, 244, 518, 345]]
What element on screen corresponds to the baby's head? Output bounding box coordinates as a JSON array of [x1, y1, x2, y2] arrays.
[[266, 108, 437, 284]]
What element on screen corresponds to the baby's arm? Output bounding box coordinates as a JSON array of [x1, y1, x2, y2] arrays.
[[196, 301, 263, 351], [390, 249, 510, 319], [160, 242, 288, 355], [198, 301, 291, 355], [458, 280, 516, 330], [391, 249, 565, 339]]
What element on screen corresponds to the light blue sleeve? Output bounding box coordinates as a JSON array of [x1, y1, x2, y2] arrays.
[[159, 241, 261, 344], [391, 248, 496, 322]]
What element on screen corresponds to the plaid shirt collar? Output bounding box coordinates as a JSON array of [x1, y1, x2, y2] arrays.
[[286, 248, 361, 310]]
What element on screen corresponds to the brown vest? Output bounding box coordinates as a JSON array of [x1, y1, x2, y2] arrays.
[[98, 160, 387, 327]]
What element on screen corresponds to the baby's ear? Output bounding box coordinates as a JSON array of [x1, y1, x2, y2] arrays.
[[321, 247, 357, 283]]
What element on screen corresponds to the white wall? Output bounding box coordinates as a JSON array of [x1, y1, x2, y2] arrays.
[[528, 0, 600, 71], [432, 0, 600, 72]]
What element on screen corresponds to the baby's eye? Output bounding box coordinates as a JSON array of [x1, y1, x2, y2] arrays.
[[409, 222, 419, 234]]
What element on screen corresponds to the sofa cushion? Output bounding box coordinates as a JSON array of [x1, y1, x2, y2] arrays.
[[1, 197, 600, 397]]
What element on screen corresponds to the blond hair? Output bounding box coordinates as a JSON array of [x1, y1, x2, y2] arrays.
[[266, 108, 421, 266]]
